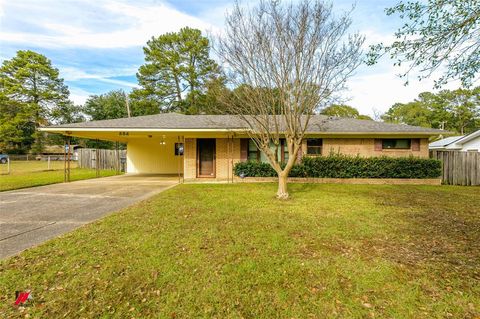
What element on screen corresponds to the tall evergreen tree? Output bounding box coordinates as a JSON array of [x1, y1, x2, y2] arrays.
[[0, 50, 70, 153], [0, 93, 35, 153], [134, 27, 222, 114]]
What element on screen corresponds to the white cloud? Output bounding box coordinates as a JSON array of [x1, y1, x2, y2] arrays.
[[0, 0, 6, 17], [362, 28, 396, 47], [0, 0, 217, 48], [61, 66, 139, 104], [69, 87, 91, 105], [344, 62, 460, 117], [339, 25, 463, 117], [1, 0, 468, 113], [99, 78, 138, 88], [60, 66, 138, 88]]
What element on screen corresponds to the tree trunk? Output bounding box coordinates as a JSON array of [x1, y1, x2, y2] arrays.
[[277, 172, 289, 199]]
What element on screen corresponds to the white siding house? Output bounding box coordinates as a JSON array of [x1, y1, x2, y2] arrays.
[[429, 130, 480, 152]]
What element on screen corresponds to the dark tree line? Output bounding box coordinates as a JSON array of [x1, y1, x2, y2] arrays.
[[382, 88, 480, 135]]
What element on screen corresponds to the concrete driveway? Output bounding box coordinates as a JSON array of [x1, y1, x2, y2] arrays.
[[0, 175, 178, 259]]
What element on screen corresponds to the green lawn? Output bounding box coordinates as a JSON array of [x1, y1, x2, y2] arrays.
[[0, 161, 119, 191], [0, 160, 73, 175], [0, 184, 479, 318]]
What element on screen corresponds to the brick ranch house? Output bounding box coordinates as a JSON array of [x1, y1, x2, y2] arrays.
[[41, 113, 446, 180]]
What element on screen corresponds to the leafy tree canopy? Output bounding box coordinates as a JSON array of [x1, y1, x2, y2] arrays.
[[0, 93, 35, 153], [83, 90, 129, 121], [368, 0, 480, 88], [134, 27, 222, 114], [83, 89, 164, 121], [320, 104, 372, 120], [51, 101, 84, 125], [382, 87, 480, 134]]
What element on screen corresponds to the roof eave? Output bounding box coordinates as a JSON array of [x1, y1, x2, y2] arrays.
[[40, 127, 248, 133], [40, 127, 444, 136], [454, 130, 480, 144]]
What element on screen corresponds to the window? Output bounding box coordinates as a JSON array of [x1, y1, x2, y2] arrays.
[[282, 139, 289, 162], [307, 139, 322, 155], [382, 139, 411, 149], [248, 139, 260, 161], [175, 143, 184, 156], [247, 139, 289, 162]]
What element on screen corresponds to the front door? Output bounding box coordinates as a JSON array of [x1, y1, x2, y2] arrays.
[[197, 139, 216, 177]]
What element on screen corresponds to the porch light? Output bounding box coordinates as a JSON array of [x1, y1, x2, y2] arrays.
[[159, 135, 166, 145]]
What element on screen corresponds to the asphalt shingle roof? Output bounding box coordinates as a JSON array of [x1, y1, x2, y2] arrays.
[[46, 113, 447, 134]]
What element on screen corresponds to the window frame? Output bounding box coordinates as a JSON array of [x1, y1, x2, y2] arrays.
[[247, 139, 260, 161], [306, 138, 323, 155], [381, 139, 411, 150], [247, 139, 289, 163], [280, 139, 289, 163]]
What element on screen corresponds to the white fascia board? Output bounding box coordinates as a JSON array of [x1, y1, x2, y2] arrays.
[[40, 127, 247, 133], [454, 130, 480, 145]]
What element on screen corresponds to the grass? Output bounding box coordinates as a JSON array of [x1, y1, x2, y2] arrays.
[[0, 160, 73, 175], [0, 161, 119, 191], [0, 183, 479, 318]]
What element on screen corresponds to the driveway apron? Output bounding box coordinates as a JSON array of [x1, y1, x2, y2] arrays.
[[0, 175, 178, 259]]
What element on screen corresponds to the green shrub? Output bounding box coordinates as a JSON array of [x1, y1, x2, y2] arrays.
[[234, 161, 277, 177], [234, 155, 442, 179]]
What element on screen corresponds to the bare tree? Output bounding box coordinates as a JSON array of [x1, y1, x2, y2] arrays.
[[216, 0, 364, 199]]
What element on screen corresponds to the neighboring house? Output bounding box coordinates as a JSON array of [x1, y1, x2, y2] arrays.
[[41, 113, 446, 180], [429, 130, 480, 152]]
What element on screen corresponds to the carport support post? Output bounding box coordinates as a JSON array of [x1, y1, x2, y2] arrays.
[[182, 136, 185, 183], [96, 139, 100, 178], [227, 134, 234, 183], [230, 135, 234, 183], [226, 135, 231, 183], [63, 137, 67, 183], [67, 136, 71, 182], [115, 141, 120, 175], [177, 136, 181, 183], [231, 135, 234, 183]]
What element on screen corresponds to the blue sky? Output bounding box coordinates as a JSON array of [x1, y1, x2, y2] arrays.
[[0, 0, 458, 116]]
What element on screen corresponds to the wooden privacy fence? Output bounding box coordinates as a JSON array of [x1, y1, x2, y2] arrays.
[[430, 150, 480, 186], [77, 148, 126, 171]]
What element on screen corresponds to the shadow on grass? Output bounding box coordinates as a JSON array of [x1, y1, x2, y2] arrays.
[[363, 186, 480, 279]]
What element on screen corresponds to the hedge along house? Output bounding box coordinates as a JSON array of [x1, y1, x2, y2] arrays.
[[41, 113, 446, 181]]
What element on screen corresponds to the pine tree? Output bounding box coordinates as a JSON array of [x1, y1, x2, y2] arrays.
[[134, 27, 222, 114], [0, 50, 70, 153]]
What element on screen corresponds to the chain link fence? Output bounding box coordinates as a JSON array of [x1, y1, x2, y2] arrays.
[[0, 156, 77, 175]]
